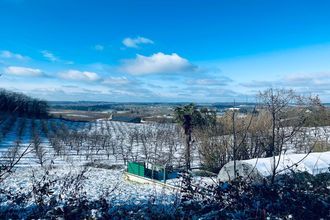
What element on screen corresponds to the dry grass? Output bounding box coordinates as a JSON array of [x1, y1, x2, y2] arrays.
[[313, 140, 330, 152]]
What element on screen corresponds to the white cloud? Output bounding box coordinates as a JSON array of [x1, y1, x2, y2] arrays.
[[59, 70, 100, 81], [41, 50, 73, 64], [121, 52, 196, 75], [239, 71, 330, 100], [41, 50, 59, 62], [241, 72, 330, 88], [102, 76, 130, 85], [122, 36, 154, 48], [93, 44, 104, 51], [0, 50, 29, 60], [4, 66, 43, 77], [187, 77, 233, 86], [284, 72, 330, 84]]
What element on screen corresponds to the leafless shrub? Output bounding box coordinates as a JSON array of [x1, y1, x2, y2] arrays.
[[257, 88, 321, 182], [0, 142, 31, 182]]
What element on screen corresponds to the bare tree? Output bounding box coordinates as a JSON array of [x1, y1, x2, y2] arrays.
[[258, 88, 321, 182], [195, 124, 230, 173], [0, 142, 31, 182], [117, 136, 129, 165], [34, 139, 47, 167]]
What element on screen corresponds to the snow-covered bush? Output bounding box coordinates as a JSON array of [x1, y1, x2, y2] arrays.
[[178, 171, 330, 219]]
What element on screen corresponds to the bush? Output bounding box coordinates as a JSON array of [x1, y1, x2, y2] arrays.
[[179, 172, 330, 219], [1, 169, 329, 219]]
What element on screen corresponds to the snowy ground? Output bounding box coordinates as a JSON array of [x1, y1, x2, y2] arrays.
[[1, 117, 327, 168], [0, 165, 180, 211], [1, 116, 329, 216], [0, 117, 186, 215], [0, 118, 190, 167]]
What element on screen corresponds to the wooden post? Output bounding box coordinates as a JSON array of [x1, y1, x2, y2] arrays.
[[152, 164, 154, 180]]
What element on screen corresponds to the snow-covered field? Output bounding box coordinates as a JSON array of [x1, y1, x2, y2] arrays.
[[1, 116, 329, 218], [0, 117, 190, 167], [0, 166, 180, 215], [0, 117, 189, 214], [1, 117, 328, 168], [0, 117, 187, 218]]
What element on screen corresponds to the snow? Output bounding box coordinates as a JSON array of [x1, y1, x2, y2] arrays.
[[0, 118, 186, 215], [65, 114, 91, 118], [218, 151, 330, 181], [0, 166, 179, 206], [1, 117, 330, 214]]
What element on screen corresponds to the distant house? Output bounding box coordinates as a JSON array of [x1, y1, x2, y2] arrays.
[[111, 115, 142, 123]]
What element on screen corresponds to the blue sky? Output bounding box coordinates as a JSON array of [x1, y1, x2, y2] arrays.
[[1, 0, 330, 102]]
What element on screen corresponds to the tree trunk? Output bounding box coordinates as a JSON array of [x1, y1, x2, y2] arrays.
[[184, 114, 192, 171], [185, 132, 191, 171]]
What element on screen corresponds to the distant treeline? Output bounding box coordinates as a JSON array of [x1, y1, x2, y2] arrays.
[[0, 89, 49, 118], [50, 103, 121, 111], [49, 101, 257, 112]]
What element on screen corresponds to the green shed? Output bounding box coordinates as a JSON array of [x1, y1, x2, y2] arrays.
[[127, 161, 179, 182], [127, 161, 145, 177]]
